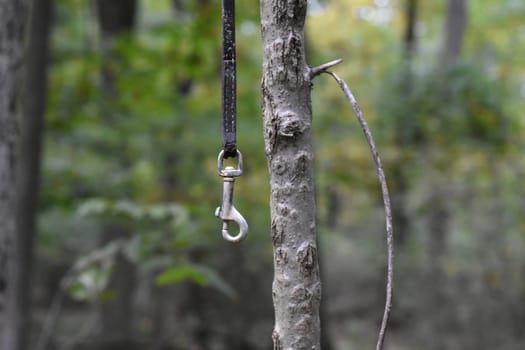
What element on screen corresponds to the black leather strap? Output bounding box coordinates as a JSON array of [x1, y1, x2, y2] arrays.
[[222, 0, 237, 158]]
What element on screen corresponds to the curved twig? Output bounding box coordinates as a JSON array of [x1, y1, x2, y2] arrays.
[[323, 70, 394, 350]]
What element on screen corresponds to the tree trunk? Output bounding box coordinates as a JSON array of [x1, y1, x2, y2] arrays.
[[422, 3, 468, 347], [404, 0, 418, 62], [14, 0, 53, 349], [96, 0, 137, 36], [260, 1, 321, 349], [96, 0, 137, 100], [94, 0, 137, 344], [99, 224, 136, 340], [390, 0, 419, 247], [440, 0, 467, 67], [424, 178, 450, 350], [0, 1, 30, 349]]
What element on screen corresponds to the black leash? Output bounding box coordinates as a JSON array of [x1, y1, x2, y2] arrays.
[[222, 0, 237, 158], [215, 0, 248, 243]]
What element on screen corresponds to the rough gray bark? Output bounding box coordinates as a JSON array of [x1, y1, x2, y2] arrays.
[[0, 1, 29, 349], [260, 1, 321, 349], [440, 0, 467, 67], [15, 1, 53, 349]]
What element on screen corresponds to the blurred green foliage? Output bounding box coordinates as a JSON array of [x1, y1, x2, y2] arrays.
[[38, 0, 525, 348]]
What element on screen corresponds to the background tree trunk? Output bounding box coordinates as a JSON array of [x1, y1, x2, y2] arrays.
[[15, 0, 53, 349], [94, 0, 137, 345], [96, 0, 137, 99], [0, 1, 30, 349], [440, 0, 467, 67], [260, 0, 321, 348], [404, 0, 418, 62], [391, 0, 420, 248], [422, 2, 468, 348], [424, 177, 450, 350]]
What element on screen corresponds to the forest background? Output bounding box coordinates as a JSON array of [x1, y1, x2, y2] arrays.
[[8, 0, 525, 349]]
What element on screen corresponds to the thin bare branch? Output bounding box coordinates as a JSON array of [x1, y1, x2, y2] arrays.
[[324, 70, 394, 350], [309, 58, 343, 78]]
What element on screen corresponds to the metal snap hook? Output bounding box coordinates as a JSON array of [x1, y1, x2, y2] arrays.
[[215, 150, 248, 243], [215, 205, 248, 243]]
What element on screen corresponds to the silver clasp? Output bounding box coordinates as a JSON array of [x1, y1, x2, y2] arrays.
[[214, 150, 248, 243]]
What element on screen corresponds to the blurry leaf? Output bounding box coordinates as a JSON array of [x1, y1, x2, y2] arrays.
[[114, 200, 143, 219], [155, 263, 237, 300], [77, 199, 187, 224], [149, 205, 166, 220], [67, 281, 88, 301], [155, 264, 208, 286], [63, 240, 122, 302], [98, 288, 117, 301], [65, 264, 114, 302], [77, 198, 108, 217]]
